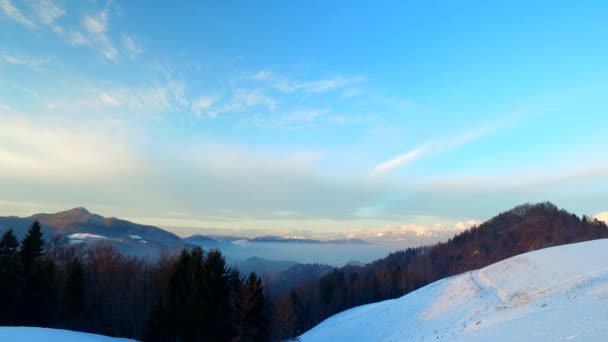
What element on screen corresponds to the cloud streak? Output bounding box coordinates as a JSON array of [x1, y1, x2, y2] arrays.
[[0, 51, 47, 70], [251, 70, 364, 94], [0, 0, 35, 28], [369, 116, 519, 177], [370, 145, 428, 177], [32, 0, 65, 26]]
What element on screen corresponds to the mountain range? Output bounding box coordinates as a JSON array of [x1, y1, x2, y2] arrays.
[[0, 207, 188, 257]]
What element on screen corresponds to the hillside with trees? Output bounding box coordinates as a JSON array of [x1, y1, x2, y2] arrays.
[[0, 222, 269, 341], [273, 202, 608, 338]]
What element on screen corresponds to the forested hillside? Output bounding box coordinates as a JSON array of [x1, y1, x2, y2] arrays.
[[274, 202, 608, 338], [0, 222, 268, 341]]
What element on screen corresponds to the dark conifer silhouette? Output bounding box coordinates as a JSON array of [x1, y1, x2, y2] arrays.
[[20, 220, 44, 271], [238, 272, 269, 341], [0, 229, 19, 255]]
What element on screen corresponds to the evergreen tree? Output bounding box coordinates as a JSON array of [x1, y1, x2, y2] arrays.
[[201, 249, 232, 341], [0, 229, 19, 255], [17, 220, 55, 326], [147, 247, 207, 341], [146, 247, 237, 342], [238, 272, 269, 342], [228, 268, 244, 337], [20, 220, 44, 270]]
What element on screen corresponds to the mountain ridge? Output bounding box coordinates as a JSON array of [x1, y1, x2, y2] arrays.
[[0, 207, 188, 257]]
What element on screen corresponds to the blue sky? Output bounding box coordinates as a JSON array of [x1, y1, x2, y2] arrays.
[[2, 0, 608, 238]]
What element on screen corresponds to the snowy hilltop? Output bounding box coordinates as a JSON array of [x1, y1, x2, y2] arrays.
[[0, 327, 135, 342], [300, 239, 608, 341]]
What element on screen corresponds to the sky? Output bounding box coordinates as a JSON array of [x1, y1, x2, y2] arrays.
[[2, 0, 608, 238]]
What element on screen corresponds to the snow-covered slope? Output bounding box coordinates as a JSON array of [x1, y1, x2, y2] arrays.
[[300, 239, 608, 342], [0, 327, 136, 341]]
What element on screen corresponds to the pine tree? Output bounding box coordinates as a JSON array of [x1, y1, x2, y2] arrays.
[[20, 220, 44, 270], [17, 220, 55, 326], [0, 229, 19, 255], [147, 247, 207, 341], [146, 247, 236, 342], [228, 268, 244, 337], [201, 249, 232, 341], [238, 272, 269, 341]]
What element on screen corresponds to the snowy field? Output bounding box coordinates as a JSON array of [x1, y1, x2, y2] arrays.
[[0, 327, 136, 341], [300, 239, 608, 342]]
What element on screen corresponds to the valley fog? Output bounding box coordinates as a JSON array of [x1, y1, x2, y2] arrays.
[[188, 240, 398, 266]]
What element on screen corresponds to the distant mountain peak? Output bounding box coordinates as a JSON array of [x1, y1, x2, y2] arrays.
[[66, 207, 91, 216]]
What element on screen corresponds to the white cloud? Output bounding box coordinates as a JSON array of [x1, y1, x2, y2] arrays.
[[284, 108, 331, 123], [98, 92, 122, 106], [83, 11, 107, 33], [297, 76, 365, 93], [251, 70, 364, 93], [122, 34, 142, 60], [369, 116, 519, 177], [452, 219, 481, 230], [191, 95, 218, 116], [370, 144, 428, 177], [594, 212, 608, 224], [95, 81, 188, 111], [78, 10, 120, 61], [0, 51, 47, 70], [0, 0, 35, 28], [207, 89, 276, 118], [67, 30, 90, 46], [345, 219, 479, 244], [0, 110, 136, 182], [46, 80, 189, 115], [100, 43, 119, 61], [247, 108, 338, 129], [31, 0, 65, 25]]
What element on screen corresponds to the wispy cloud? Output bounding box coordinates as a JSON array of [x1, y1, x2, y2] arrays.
[[67, 30, 90, 46], [203, 89, 277, 118], [284, 108, 332, 123], [191, 95, 218, 116], [46, 80, 189, 115], [246, 108, 353, 129], [0, 0, 35, 28], [0, 51, 47, 70], [0, 109, 136, 182], [369, 144, 429, 177], [369, 116, 519, 177], [251, 70, 365, 93], [0, 0, 65, 31], [122, 34, 142, 60], [31, 0, 65, 26], [83, 10, 107, 33], [78, 10, 120, 61]]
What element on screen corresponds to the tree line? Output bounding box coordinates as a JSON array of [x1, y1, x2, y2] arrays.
[[0, 221, 269, 341]]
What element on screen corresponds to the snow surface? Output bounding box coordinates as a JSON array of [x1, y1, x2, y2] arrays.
[[300, 239, 608, 342], [0, 327, 136, 341], [69, 233, 108, 240]]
